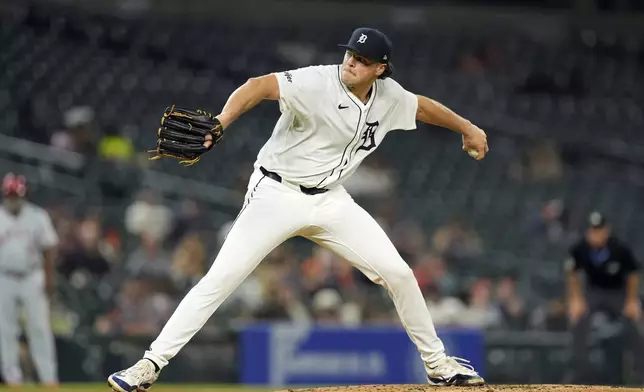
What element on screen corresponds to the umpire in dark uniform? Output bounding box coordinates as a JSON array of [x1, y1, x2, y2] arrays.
[[565, 211, 644, 384]]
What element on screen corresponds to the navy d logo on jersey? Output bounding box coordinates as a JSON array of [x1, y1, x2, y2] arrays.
[[357, 121, 379, 152]]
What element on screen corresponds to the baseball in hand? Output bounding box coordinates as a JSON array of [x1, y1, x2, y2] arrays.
[[467, 149, 479, 158]]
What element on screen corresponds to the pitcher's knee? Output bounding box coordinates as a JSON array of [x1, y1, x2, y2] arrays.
[[383, 264, 416, 289], [192, 272, 220, 294], [192, 266, 243, 297]]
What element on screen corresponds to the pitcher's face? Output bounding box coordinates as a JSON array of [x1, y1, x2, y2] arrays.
[[341, 50, 385, 86]]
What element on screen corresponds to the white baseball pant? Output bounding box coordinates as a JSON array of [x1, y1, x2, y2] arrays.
[[0, 270, 58, 384], [143, 167, 446, 369]]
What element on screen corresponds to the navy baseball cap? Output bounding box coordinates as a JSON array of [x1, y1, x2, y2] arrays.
[[338, 27, 393, 64]]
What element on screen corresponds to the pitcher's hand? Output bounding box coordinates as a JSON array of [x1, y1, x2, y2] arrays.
[[462, 124, 488, 160]]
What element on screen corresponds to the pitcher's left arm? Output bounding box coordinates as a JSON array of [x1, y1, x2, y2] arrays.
[[415, 95, 488, 160]]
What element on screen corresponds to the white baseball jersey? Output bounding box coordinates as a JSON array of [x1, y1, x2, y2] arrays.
[[256, 64, 418, 189], [0, 203, 58, 274]]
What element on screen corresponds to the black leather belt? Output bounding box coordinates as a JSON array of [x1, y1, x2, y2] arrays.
[[260, 166, 328, 195]]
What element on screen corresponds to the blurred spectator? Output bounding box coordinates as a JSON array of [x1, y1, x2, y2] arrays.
[[97, 163, 141, 201], [50, 106, 100, 156], [102, 228, 123, 265], [257, 284, 312, 324], [414, 252, 458, 296], [424, 284, 467, 327], [432, 219, 484, 262], [98, 127, 135, 163], [125, 190, 173, 242], [362, 294, 398, 326], [95, 278, 174, 336], [459, 278, 501, 328], [47, 204, 77, 254], [223, 245, 297, 317], [298, 246, 338, 301], [526, 140, 564, 182], [495, 277, 529, 330], [170, 234, 206, 294], [125, 232, 173, 281], [53, 108, 141, 201], [250, 256, 310, 323], [330, 257, 362, 299], [509, 140, 564, 182], [311, 289, 342, 325], [311, 288, 361, 326], [93, 150, 142, 201], [246, 246, 365, 326], [526, 198, 573, 244], [390, 220, 428, 262], [58, 215, 111, 281], [168, 199, 211, 247], [252, 282, 310, 323]]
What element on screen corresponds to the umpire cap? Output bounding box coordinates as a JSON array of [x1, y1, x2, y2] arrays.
[[588, 211, 609, 229], [339, 27, 394, 78], [2, 173, 27, 197]]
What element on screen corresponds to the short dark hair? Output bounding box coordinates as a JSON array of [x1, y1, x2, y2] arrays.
[[378, 63, 394, 79]]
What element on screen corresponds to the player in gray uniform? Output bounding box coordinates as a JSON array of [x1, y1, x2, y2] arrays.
[[0, 173, 59, 386], [109, 27, 489, 391]]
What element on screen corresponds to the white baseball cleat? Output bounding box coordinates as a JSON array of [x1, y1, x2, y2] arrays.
[[108, 359, 160, 392], [426, 356, 485, 386]]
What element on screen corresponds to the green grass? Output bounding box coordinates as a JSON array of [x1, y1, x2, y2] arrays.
[[0, 384, 275, 392]]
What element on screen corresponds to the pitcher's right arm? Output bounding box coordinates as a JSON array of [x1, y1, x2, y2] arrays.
[[207, 66, 326, 147]]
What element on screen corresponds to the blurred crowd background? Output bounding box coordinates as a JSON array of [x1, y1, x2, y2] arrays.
[[1, 0, 643, 387]]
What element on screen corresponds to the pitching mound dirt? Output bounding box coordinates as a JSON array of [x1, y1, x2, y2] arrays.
[[276, 385, 643, 392]]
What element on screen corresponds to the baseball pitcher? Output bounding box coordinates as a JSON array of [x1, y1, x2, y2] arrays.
[[109, 27, 489, 391], [0, 173, 59, 386]]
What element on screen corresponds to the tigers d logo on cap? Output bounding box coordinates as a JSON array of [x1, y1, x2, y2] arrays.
[[338, 27, 393, 64]]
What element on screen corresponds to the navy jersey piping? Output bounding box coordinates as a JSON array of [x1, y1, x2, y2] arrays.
[[314, 65, 363, 188], [341, 80, 378, 181]]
